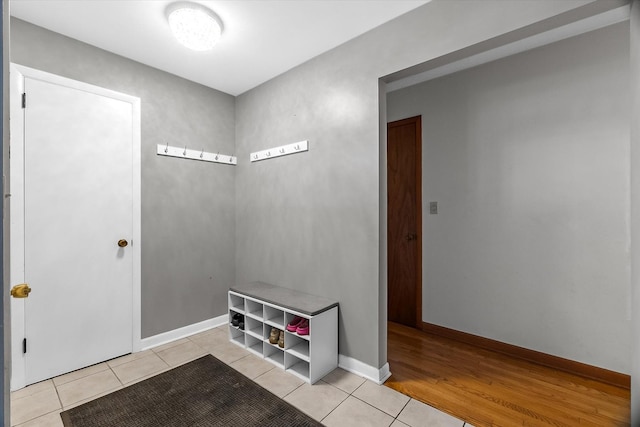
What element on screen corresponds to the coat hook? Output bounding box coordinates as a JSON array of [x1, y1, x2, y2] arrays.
[[279, 148, 285, 154], [215, 151, 219, 161], [266, 151, 271, 157], [254, 154, 259, 160], [294, 144, 300, 150], [200, 148, 204, 159], [164, 141, 169, 153], [183, 146, 187, 156]]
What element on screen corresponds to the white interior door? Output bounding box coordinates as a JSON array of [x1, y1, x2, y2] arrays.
[[10, 64, 142, 389]]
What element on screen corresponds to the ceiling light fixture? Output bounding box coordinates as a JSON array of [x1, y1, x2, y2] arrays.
[[166, 2, 223, 51]]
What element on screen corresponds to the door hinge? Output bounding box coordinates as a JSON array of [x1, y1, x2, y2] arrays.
[[22, 338, 27, 354], [21, 93, 26, 109]]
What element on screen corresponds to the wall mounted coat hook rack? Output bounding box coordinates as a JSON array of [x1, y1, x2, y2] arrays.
[[157, 143, 237, 165], [250, 140, 309, 162]]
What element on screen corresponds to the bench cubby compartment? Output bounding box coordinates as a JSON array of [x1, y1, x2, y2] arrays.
[[264, 341, 285, 368], [286, 352, 310, 381], [245, 299, 263, 320], [285, 332, 310, 361], [263, 305, 285, 329], [228, 321, 245, 347], [229, 293, 245, 314], [246, 334, 263, 356], [245, 316, 263, 341]]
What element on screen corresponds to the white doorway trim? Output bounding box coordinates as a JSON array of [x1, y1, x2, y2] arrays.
[[9, 63, 141, 390]]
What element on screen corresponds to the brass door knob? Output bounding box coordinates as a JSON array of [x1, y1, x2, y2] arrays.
[[118, 239, 128, 248], [11, 284, 32, 298]]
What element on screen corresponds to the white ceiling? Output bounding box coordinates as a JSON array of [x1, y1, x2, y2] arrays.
[[10, 0, 429, 95]]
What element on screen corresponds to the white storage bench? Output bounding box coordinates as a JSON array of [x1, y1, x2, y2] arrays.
[[228, 282, 338, 384]]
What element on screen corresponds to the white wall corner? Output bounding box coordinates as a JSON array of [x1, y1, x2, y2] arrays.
[[338, 354, 391, 385], [140, 315, 227, 351]]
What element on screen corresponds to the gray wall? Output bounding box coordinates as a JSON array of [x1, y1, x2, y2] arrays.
[[10, 18, 236, 338], [235, 0, 594, 368], [388, 22, 630, 373]]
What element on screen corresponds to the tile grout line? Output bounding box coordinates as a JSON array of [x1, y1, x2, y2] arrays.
[[317, 376, 401, 425], [278, 373, 306, 399], [11, 383, 61, 427], [318, 389, 350, 424], [346, 393, 408, 423], [108, 360, 125, 388], [53, 380, 64, 416], [394, 398, 412, 425], [15, 408, 60, 427]]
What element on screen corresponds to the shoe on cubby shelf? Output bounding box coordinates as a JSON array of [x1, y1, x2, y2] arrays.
[[269, 327, 279, 344], [231, 313, 245, 329], [286, 316, 304, 332], [278, 330, 284, 348], [232, 313, 240, 327], [296, 319, 309, 335]]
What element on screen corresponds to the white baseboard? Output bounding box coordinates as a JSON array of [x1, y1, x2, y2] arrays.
[[140, 315, 227, 351], [338, 354, 391, 385]]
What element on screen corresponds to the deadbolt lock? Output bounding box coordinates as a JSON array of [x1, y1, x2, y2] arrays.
[[118, 239, 128, 248], [11, 284, 32, 298]]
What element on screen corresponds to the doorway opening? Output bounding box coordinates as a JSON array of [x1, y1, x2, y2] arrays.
[[380, 4, 632, 425]]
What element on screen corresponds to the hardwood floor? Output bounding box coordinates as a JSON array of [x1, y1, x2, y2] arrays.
[[384, 322, 630, 426]]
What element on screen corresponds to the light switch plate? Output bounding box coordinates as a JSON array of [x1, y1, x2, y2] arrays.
[[429, 201, 438, 214]]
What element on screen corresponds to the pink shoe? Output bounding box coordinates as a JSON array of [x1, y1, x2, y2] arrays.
[[296, 319, 309, 335], [286, 316, 304, 332]]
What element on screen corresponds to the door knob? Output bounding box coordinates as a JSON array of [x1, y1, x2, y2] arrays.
[[405, 233, 418, 241], [118, 239, 128, 248], [11, 283, 32, 298]]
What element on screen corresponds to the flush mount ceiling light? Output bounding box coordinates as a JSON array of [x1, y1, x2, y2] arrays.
[[166, 2, 223, 51]]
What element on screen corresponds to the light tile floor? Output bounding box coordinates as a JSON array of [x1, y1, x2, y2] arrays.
[[10, 326, 472, 427]]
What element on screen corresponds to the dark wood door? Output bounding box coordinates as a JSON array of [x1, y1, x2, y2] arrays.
[[387, 116, 422, 328]]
